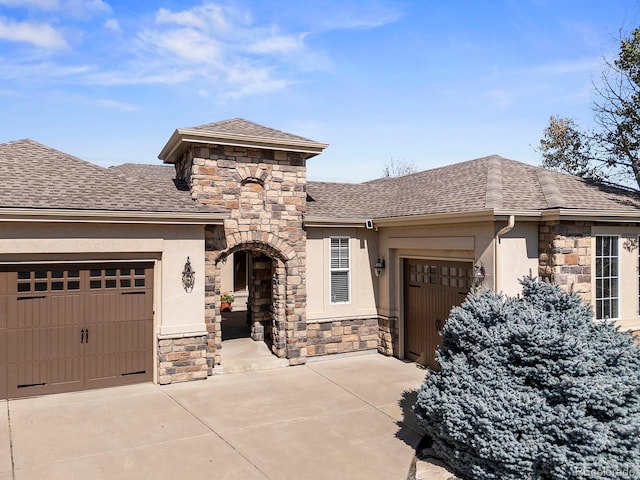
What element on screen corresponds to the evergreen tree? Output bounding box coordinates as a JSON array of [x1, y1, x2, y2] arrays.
[[414, 277, 640, 479]]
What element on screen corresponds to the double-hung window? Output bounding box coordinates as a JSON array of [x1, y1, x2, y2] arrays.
[[595, 235, 619, 320], [330, 237, 350, 303]]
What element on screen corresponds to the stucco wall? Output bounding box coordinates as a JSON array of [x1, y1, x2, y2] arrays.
[[375, 221, 495, 319], [306, 227, 378, 321], [0, 221, 207, 336], [496, 221, 539, 296]]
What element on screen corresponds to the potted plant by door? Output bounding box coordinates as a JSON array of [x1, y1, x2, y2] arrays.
[[220, 292, 234, 312]]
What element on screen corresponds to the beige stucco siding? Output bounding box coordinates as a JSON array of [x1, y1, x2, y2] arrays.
[[306, 227, 378, 321], [0, 221, 206, 336], [496, 222, 539, 296], [375, 221, 495, 319]]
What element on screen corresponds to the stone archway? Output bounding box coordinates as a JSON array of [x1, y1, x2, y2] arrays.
[[204, 225, 306, 372], [212, 241, 288, 362], [162, 120, 329, 376], [157, 119, 328, 383]]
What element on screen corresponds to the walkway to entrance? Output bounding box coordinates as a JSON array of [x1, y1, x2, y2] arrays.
[[220, 309, 289, 374], [0, 355, 455, 480]]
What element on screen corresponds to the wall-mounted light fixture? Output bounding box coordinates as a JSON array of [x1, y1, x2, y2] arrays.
[[182, 257, 196, 292], [472, 261, 485, 288], [374, 256, 385, 277]]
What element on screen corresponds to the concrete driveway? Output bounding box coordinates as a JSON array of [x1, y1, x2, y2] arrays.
[[0, 354, 429, 480]]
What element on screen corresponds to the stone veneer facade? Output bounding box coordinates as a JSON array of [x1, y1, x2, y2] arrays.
[[157, 335, 208, 384], [377, 316, 399, 356], [155, 139, 389, 382], [306, 318, 379, 357], [181, 144, 308, 376], [538, 221, 593, 303]]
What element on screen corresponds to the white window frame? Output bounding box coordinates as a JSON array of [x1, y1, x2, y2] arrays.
[[329, 237, 351, 304], [595, 234, 619, 321]]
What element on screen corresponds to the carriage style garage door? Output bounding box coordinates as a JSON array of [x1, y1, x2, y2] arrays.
[[404, 258, 472, 369], [0, 263, 153, 399]]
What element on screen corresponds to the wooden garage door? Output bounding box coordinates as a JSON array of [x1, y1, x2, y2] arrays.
[[0, 263, 153, 399], [404, 259, 472, 369]]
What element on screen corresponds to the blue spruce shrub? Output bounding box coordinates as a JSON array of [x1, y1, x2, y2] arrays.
[[414, 277, 640, 479]]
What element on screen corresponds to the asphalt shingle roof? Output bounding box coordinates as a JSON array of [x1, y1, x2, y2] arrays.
[[0, 139, 211, 213], [187, 118, 317, 144], [306, 155, 640, 219], [3, 139, 639, 220]]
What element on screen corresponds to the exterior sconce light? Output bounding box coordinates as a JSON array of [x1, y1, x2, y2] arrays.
[[374, 256, 385, 277], [472, 262, 485, 288], [182, 257, 195, 292]]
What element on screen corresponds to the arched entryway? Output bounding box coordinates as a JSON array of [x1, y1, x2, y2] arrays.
[[206, 238, 294, 372]]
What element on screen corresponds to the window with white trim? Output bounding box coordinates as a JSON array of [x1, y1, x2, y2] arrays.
[[595, 235, 619, 320], [330, 237, 350, 303]]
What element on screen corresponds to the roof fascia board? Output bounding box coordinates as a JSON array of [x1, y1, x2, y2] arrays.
[[304, 216, 367, 228], [160, 129, 329, 163], [373, 210, 497, 227], [0, 208, 226, 225], [541, 209, 640, 223]]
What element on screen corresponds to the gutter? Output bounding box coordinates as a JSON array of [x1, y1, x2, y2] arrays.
[[540, 209, 640, 222], [0, 208, 227, 225], [304, 216, 369, 228], [494, 215, 515, 291], [368, 209, 496, 227]]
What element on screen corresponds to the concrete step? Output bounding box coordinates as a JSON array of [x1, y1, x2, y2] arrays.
[[220, 337, 289, 374]]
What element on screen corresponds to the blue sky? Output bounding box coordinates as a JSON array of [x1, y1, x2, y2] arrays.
[[0, 0, 638, 182]]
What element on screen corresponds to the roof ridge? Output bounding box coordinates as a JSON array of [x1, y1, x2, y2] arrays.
[[485, 157, 503, 209], [536, 169, 565, 208]]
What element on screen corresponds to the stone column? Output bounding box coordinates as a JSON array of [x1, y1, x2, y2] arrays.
[[538, 221, 592, 304]]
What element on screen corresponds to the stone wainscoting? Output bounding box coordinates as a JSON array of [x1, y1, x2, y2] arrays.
[[157, 334, 209, 384], [378, 316, 399, 356], [306, 318, 379, 357]]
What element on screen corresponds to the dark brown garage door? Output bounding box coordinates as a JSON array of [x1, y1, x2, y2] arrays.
[[404, 259, 472, 369], [0, 263, 153, 399]]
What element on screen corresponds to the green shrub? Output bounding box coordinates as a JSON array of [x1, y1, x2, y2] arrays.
[[414, 277, 640, 479]]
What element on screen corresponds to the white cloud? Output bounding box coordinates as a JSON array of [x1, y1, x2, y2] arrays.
[[104, 18, 120, 32], [127, 3, 310, 98], [0, 0, 59, 8], [518, 58, 603, 76], [84, 68, 193, 86], [65, 0, 111, 17], [249, 33, 305, 54], [155, 4, 228, 30], [223, 63, 291, 98], [0, 0, 110, 15], [0, 2, 392, 99], [0, 58, 94, 80], [137, 28, 223, 65], [0, 17, 67, 48], [94, 98, 137, 111], [319, 3, 403, 31]]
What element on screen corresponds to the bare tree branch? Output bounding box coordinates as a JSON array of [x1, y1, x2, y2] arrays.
[[538, 27, 640, 189]]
